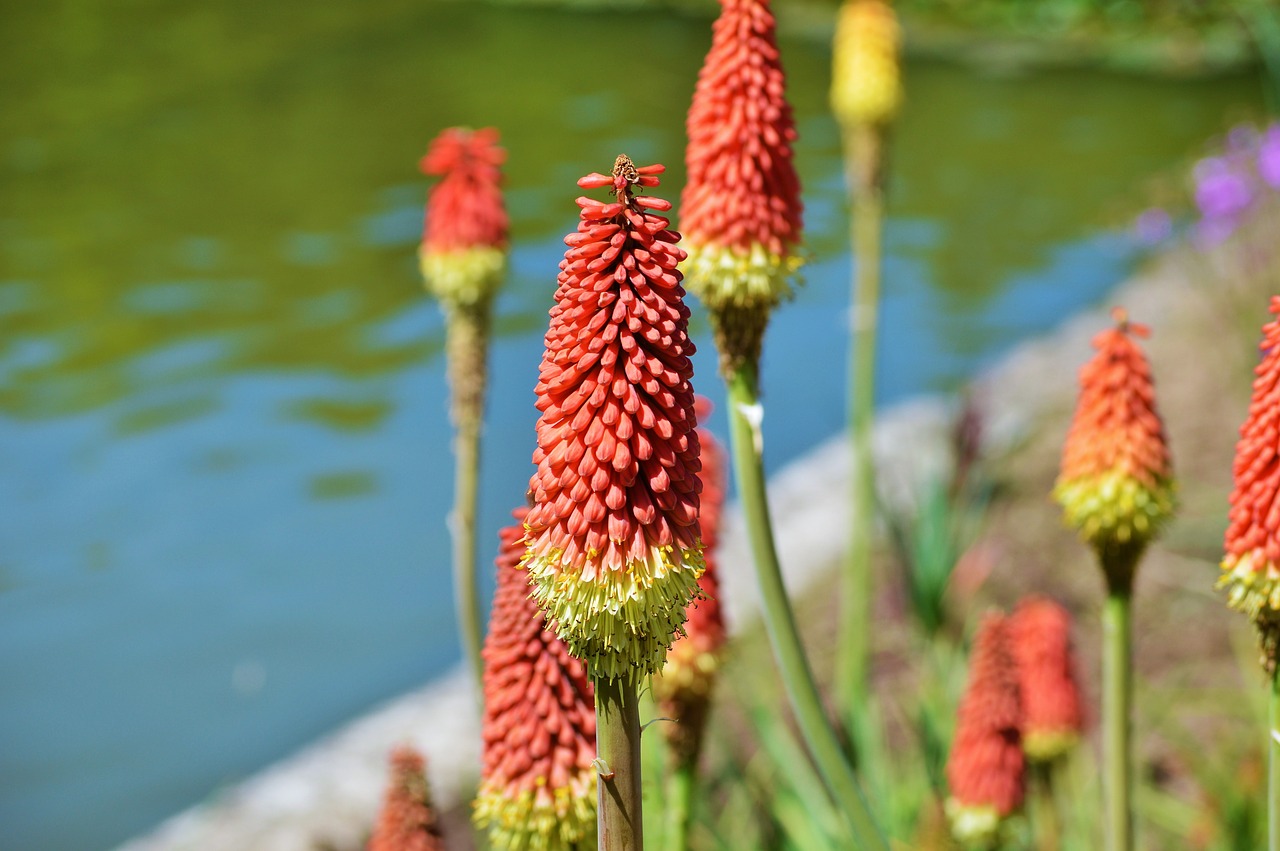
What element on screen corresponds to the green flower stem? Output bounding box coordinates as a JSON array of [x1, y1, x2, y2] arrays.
[[1270, 668, 1280, 851], [445, 307, 489, 692], [596, 677, 644, 851], [665, 760, 695, 851], [837, 123, 885, 715], [1102, 584, 1133, 851], [1030, 762, 1061, 851], [725, 362, 888, 851]]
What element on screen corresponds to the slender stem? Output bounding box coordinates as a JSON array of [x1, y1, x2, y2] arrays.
[[445, 309, 488, 691], [1030, 761, 1061, 851], [837, 124, 885, 715], [1102, 585, 1133, 851], [1270, 668, 1280, 851], [596, 677, 644, 851], [725, 363, 888, 851], [666, 760, 695, 851]]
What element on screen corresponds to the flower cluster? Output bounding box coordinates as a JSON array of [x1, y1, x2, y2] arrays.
[[419, 127, 508, 308], [475, 510, 597, 851], [946, 613, 1024, 848], [1009, 596, 1084, 763], [1220, 296, 1280, 671], [1054, 307, 1174, 587], [368, 746, 445, 851], [830, 0, 902, 130], [523, 156, 705, 683], [653, 397, 728, 766], [680, 0, 804, 372]]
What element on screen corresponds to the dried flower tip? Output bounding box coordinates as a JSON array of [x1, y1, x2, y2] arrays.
[[1054, 307, 1174, 585], [368, 746, 445, 851], [831, 0, 903, 129], [1220, 295, 1280, 672], [419, 127, 509, 308], [475, 510, 597, 851], [525, 161, 704, 683]]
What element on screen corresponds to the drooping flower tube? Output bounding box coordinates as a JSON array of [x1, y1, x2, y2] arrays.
[[419, 127, 508, 309], [368, 746, 446, 851], [680, 0, 804, 375], [653, 396, 728, 767], [474, 509, 597, 851], [830, 0, 903, 131], [946, 613, 1025, 848], [1009, 596, 1084, 763], [1054, 307, 1174, 587], [523, 156, 704, 684], [1221, 296, 1280, 671]]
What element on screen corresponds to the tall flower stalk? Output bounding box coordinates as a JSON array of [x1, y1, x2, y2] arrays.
[[653, 397, 728, 850], [1054, 308, 1174, 851], [419, 127, 509, 689], [830, 0, 903, 712], [1219, 295, 1280, 851], [524, 156, 704, 851], [475, 510, 597, 851], [681, 2, 885, 848]]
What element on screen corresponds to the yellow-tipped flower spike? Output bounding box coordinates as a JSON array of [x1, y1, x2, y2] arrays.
[[1220, 296, 1280, 672], [831, 0, 903, 129], [1054, 308, 1174, 586]]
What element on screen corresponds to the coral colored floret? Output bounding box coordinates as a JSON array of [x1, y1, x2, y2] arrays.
[[419, 127, 508, 307], [654, 397, 728, 764], [475, 510, 597, 851], [1009, 596, 1084, 763], [680, 0, 805, 323], [946, 613, 1024, 847], [1221, 295, 1280, 670], [1054, 307, 1174, 581], [524, 155, 705, 683], [368, 746, 445, 851]]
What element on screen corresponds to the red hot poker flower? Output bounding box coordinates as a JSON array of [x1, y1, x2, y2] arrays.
[[1221, 295, 1280, 671], [680, 0, 804, 372], [654, 396, 728, 765], [368, 746, 445, 851], [524, 156, 705, 684], [946, 613, 1024, 847], [1054, 307, 1174, 586], [419, 127, 508, 307], [1009, 596, 1084, 763], [474, 510, 597, 850]]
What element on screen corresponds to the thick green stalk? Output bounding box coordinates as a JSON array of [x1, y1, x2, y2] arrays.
[[1102, 585, 1133, 851], [665, 760, 695, 851], [1030, 762, 1061, 851], [725, 363, 888, 851], [1270, 669, 1280, 851], [596, 677, 644, 851], [445, 307, 489, 691], [837, 124, 885, 714]]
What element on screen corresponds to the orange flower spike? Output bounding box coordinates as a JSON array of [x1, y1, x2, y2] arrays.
[[523, 156, 705, 684], [654, 396, 728, 765], [419, 127, 508, 307], [945, 613, 1025, 847], [1220, 296, 1280, 670], [368, 746, 445, 851], [474, 510, 597, 851], [680, 0, 804, 373], [1009, 596, 1084, 763], [1054, 307, 1175, 585]]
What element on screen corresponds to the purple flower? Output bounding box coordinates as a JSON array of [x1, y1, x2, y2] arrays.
[[1194, 156, 1254, 223], [1259, 124, 1280, 190]]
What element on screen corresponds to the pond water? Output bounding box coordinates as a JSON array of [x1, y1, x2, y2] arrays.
[[0, 2, 1266, 849]]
